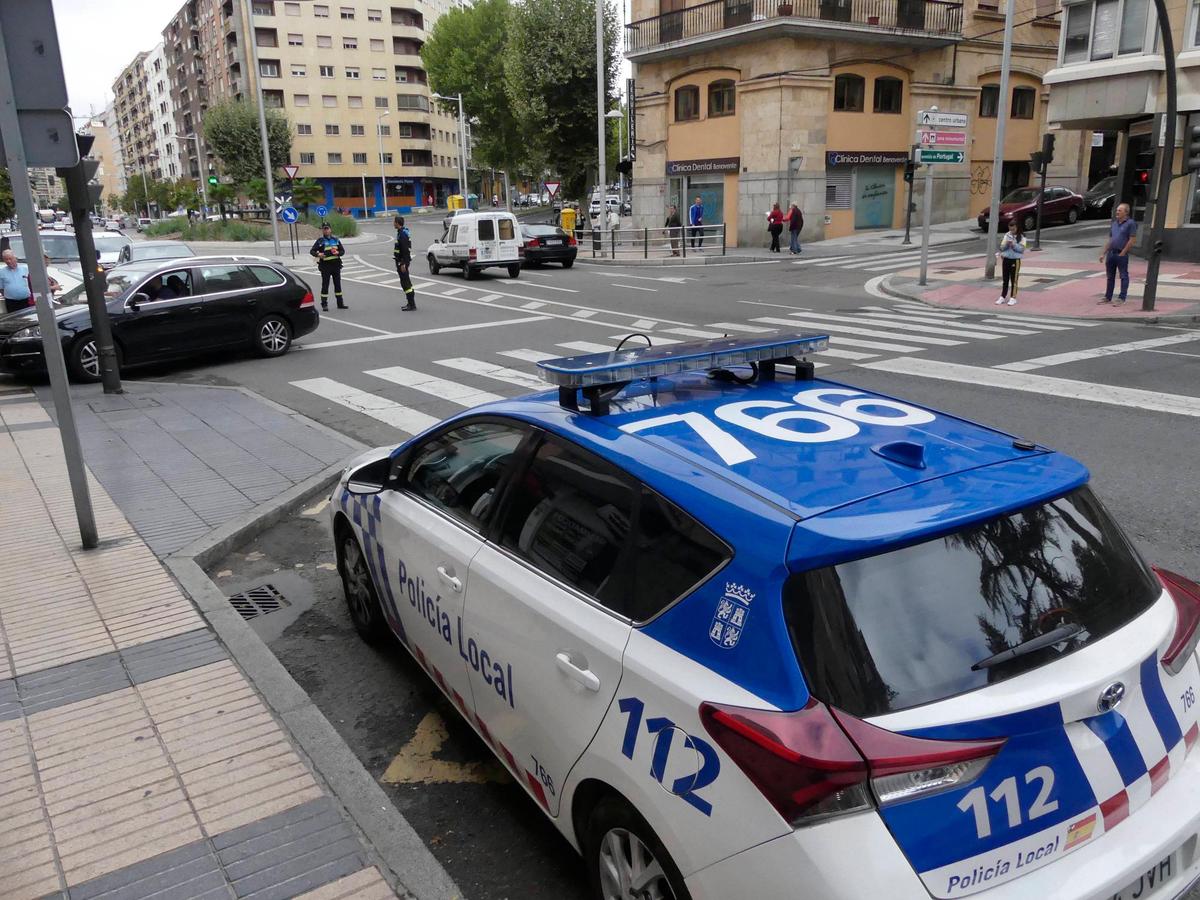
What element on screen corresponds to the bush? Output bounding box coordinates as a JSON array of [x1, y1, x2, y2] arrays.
[[300, 211, 357, 237], [144, 218, 189, 237], [141, 218, 271, 241]]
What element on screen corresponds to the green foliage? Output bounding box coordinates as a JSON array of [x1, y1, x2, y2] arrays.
[[0, 168, 13, 220], [144, 217, 270, 241], [143, 217, 190, 237], [203, 100, 292, 186], [291, 178, 324, 214], [505, 0, 619, 200], [243, 177, 269, 207], [208, 182, 236, 218], [301, 211, 357, 237]]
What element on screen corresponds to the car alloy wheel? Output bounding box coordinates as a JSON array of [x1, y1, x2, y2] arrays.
[[340, 533, 388, 643], [1067, 207, 1079, 224], [255, 314, 292, 357], [597, 828, 673, 900], [78, 339, 99, 378], [1022, 214, 1036, 232]]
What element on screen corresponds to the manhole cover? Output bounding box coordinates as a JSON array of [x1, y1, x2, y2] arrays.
[[228, 584, 289, 620]]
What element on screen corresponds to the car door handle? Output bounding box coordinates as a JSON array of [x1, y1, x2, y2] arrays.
[[555, 652, 601, 692], [436, 565, 462, 592]]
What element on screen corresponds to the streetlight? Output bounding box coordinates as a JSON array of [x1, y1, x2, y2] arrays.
[[606, 108, 623, 205], [244, 0, 281, 255], [377, 110, 391, 216], [431, 92, 468, 204], [128, 152, 158, 219], [179, 133, 209, 213]]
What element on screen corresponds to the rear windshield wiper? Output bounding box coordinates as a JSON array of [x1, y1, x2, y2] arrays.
[[971, 622, 1085, 671]]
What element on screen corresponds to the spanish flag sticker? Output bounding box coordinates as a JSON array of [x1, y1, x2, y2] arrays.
[[1066, 813, 1097, 851]]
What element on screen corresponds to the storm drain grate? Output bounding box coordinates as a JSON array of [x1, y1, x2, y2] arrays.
[[227, 584, 289, 620]]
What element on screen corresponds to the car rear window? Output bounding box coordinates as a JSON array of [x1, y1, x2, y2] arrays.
[[498, 219, 515, 240], [478, 219, 495, 241], [784, 487, 1161, 717], [248, 265, 286, 286]]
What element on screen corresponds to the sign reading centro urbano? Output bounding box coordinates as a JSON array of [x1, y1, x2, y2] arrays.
[[826, 150, 909, 167], [666, 157, 740, 175]]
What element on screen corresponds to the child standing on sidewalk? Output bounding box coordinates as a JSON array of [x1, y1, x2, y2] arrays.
[[995, 220, 1027, 306]]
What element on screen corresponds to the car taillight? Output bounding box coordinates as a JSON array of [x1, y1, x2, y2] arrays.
[[526, 239, 540, 248], [469, 247, 477, 260], [1157, 568, 1200, 675], [700, 700, 1003, 827], [567, 234, 577, 246], [299, 290, 314, 308]]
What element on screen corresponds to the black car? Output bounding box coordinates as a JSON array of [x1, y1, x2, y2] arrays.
[[1084, 175, 1117, 219], [0, 256, 318, 383], [520, 224, 577, 268]]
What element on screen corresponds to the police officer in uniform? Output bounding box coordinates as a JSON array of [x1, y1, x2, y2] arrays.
[[309, 223, 348, 310], [393, 215, 415, 311]]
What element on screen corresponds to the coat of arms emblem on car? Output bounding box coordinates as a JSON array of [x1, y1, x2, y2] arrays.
[[709, 583, 755, 649]]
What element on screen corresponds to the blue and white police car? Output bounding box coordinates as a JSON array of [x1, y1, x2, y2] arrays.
[[330, 334, 1200, 900]]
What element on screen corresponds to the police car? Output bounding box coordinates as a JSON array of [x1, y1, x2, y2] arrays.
[[330, 334, 1200, 900]]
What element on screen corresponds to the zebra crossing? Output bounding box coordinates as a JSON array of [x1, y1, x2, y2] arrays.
[[794, 248, 984, 274], [289, 299, 1097, 437]]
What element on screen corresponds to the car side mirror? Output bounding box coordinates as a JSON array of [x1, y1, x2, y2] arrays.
[[128, 292, 149, 311], [345, 456, 393, 495]]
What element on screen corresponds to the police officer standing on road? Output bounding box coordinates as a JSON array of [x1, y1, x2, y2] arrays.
[[309, 223, 348, 311], [394, 215, 415, 311]]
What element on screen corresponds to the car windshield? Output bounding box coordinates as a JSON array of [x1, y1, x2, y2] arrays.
[[1002, 188, 1041, 204], [93, 236, 131, 253], [1089, 176, 1116, 195], [784, 486, 1161, 717], [8, 235, 81, 261], [55, 281, 89, 307], [524, 225, 561, 237], [134, 244, 193, 260]]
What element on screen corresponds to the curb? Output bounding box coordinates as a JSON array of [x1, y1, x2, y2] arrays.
[[576, 254, 762, 267], [878, 274, 1200, 326]]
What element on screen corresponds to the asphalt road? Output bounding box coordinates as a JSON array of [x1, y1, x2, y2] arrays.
[[164, 214, 1199, 898]]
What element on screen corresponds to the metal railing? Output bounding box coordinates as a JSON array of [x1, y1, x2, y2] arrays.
[[625, 0, 962, 52], [571, 224, 727, 259]]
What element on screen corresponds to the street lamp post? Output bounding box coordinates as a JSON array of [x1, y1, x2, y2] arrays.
[[595, 0, 606, 212], [432, 92, 468, 201], [180, 133, 209, 213], [244, 0, 281, 254], [606, 108, 623, 205], [377, 110, 390, 216]]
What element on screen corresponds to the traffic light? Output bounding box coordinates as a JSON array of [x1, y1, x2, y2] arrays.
[[1187, 116, 1200, 172], [904, 159, 916, 184], [1041, 132, 1055, 167], [57, 134, 103, 208], [616, 157, 632, 175], [208, 174, 219, 186]]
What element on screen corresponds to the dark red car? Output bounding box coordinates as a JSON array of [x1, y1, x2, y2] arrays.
[[978, 186, 1084, 232]]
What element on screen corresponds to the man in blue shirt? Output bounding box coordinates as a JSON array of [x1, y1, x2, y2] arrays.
[[688, 196, 704, 249], [0, 249, 31, 314], [1099, 202, 1137, 304]]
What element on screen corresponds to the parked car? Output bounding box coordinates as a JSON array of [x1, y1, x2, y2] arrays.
[[428, 211, 523, 279], [442, 207, 472, 232], [103, 218, 123, 231], [135, 217, 153, 232], [520, 224, 577, 269], [1084, 176, 1117, 219], [92, 233, 133, 269], [0, 256, 318, 382], [978, 186, 1084, 232], [589, 194, 620, 217], [7, 232, 85, 272], [116, 240, 196, 266]]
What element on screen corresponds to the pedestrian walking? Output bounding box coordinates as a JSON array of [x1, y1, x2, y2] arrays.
[[766, 203, 784, 252], [1098, 202, 1137, 305], [994, 220, 1027, 306], [606, 206, 620, 247], [688, 196, 705, 249], [309, 223, 348, 311], [787, 203, 804, 255], [0, 249, 32, 314], [394, 215, 415, 311], [665, 204, 682, 256]]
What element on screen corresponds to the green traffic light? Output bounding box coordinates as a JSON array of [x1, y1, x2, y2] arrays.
[[208, 176, 219, 185]]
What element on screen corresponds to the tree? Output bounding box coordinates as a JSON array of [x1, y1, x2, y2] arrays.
[[505, 0, 619, 201], [203, 100, 291, 186], [291, 178, 323, 216], [0, 168, 12, 220], [172, 178, 200, 211], [243, 177, 269, 208], [421, 0, 524, 180], [208, 182, 236, 220]]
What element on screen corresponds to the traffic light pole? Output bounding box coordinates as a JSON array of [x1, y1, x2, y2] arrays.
[[1143, 0, 1176, 312], [903, 145, 916, 245], [1034, 161, 1047, 250]]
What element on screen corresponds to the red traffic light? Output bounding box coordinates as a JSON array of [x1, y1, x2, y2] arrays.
[[1138, 171, 1150, 183]]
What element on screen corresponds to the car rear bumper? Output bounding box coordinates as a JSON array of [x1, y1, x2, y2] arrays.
[[525, 247, 577, 264], [291, 307, 320, 339]]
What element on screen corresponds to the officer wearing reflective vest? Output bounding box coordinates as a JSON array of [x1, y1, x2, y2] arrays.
[[308, 223, 348, 311], [393, 215, 415, 311]]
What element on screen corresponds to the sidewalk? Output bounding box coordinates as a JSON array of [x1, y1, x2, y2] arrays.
[[882, 239, 1200, 322], [0, 382, 457, 900]]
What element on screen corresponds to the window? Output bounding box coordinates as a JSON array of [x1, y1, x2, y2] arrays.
[[353, 152, 368, 164], [199, 265, 255, 293], [297, 123, 312, 134], [253, 2, 275, 15], [833, 74, 865, 112], [407, 422, 528, 530], [320, 65, 335, 77], [632, 489, 730, 621], [300, 152, 315, 164], [1011, 86, 1036, 119], [291, 63, 306, 76], [396, 93, 429, 110], [375, 96, 389, 108], [372, 67, 387, 80], [288, 32, 303, 45], [498, 438, 635, 611], [263, 89, 284, 108], [378, 124, 391, 135], [825, 170, 852, 209], [326, 124, 340, 135], [249, 265, 286, 286], [137, 269, 194, 302], [396, 68, 408, 82], [380, 152, 393, 164], [397, 124, 411, 137], [351, 124, 365, 135], [313, 3, 329, 15], [259, 60, 280, 78], [284, 1, 300, 13], [349, 95, 363, 107], [498, 219, 515, 241], [317, 34, 332, 47], [370, 38, 385, 51], [328, 152, 342, 164], [1062, 0, 1151, 62], [1119, 0, 1149, 53], [343, 37, 358, 49], [708, 79, 735, 117], [255, 28, 278, 47], [674, 85, 699, 121], [340, 5, 355, 17], [873, 76, 903, 114], [979, 84, 999, 117], [368, 8, 382, 21], [346, 67, 360, 79], [401, 149, 429, 165], [293, 93, 310, 106], [323, 94, 337, 106]]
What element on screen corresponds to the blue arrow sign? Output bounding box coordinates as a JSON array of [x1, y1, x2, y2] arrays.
[[280, 206, 299, 223], [315, 204, 328, 217]]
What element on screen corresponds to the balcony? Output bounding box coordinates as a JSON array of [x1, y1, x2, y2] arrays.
[[625, 0, 962, 59]]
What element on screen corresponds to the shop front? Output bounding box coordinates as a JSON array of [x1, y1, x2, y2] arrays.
[[666, 156, 740, 246], [823, 150, 908, 237]]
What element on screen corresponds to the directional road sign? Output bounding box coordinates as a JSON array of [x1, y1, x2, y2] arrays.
[[917, 130, 967, 147], [282, 164, 300, 180], [917, 110, 968, 129], [280, 206, 299, 224], [315, 204, 329, 217], [917, 149, 966, 164]]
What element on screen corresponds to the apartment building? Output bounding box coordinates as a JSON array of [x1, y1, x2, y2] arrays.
[[29, 170, 65, 210], [627, 0, 1086, 244], [86, 112, 125, 213], [105, 102, 128, 197], [144, 43, 181, 181], [1045, 0, 1198, 259], [163, 0, 234, 182], [112, 53, 162, 189]]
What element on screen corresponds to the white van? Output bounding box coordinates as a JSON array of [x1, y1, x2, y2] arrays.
[[426, 210, 523, 280]]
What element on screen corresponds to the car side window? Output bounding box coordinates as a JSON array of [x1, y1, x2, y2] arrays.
[[498, 438, 635, 613], [139, 269, 194, 301], [478, 218, 495, 241], [448, 224, 458, 243], [405, 421, 527, 531], [248, 265, 286, 286], [199, 264, 255, 293], [498, 218, 515, 241], [631, 488, 730, 622]]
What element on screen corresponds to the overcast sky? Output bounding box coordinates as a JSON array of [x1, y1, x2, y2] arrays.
[[55, 0, 172, 120]]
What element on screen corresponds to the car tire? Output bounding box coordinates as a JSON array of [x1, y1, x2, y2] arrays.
[[562, 259, 575, 269], [1067, 207, 1079, 224], [66, 333, 118, 383], [338, 529, 389, 645], [428, 254, 440, 275], [1022, 214, 1036, 232], [464, 265, 477, 281], [585, 797, 691, 900], [507, 263, 521, 278], [254, 314, 292, 358]]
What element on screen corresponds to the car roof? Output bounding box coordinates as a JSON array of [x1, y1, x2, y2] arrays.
[[136, 240, 191, 248]]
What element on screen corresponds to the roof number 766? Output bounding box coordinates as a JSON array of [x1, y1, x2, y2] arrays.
[[618, 389, 935, 466]]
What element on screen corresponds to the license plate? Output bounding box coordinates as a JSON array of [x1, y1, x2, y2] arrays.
[[545, 239, 562, 246], [1109, 852, 1177, 900]]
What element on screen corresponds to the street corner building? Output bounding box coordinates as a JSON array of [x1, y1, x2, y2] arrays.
[[626, 0, 1097, 246]]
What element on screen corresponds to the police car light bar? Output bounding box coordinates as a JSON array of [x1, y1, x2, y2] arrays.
[[537, 333, 830, 389]]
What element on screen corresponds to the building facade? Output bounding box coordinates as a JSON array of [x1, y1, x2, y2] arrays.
[[86, 112, 125, 214], [112, 52, 162, 190], [627, 0, 1087, 245], [1045, 0, 1198, 259], [144, 43, 180, 181], [28, 170, 65, 210], [105, 102, 128, 197], [164, 0, 228, 182]]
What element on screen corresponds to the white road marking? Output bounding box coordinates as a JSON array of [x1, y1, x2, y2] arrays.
[[706, 322, 776, 333], [434, 358, 545, 390], [499, 349, 557, 363], [662, 327, 726, 339], [441, 287, 466, 296], [861, 357, 1200, 418], [299, 316, 551, 350], [829, 335, 927, 353], [783, 311, 1005, 341], [737, 300, 813, 312], [854, 311, 1040, 336], [860, 304, 967, 321], [521, 301, 546, 309], [1144, 348, 1200, 358], [978, 317, 1072, 331], [365, 366, 505, 406], [752, 316, 964, 346], [611, 283, 658, 292], [585, 271, 692, 284], [289, 378, 439, 434], [980, 312, 1102, 327], [632, 319, 657, 329], [792, 254, 853, 266], [816, 347, 878, 361], [475, 293, 501, 302], [859, 252, 982, 272], [572, 309, 597, 318], [558, 341, 620, 354], [993, 333, 1200, 371], [317, 316, 396, 335], [509, 278, 579, 293], [608, 335, 681, 345]]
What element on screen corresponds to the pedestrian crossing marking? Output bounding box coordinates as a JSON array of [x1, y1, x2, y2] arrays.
[[499, 349, 557, 363], [608, 335, 682, 345], [858, 253, 980, 272], [365, 366, 505, 406], [662, 327, 726, 339], [442, 288, 466, 296], [290, 377, 439, 434], [854, 311, 1040, 336], [979, 317, 1071, 331], [631, 320, 657, 330], [753, 316, 963, 347], [476, 293, 501, 303], [522, 301, 546, 310], [817, 347, 878, 361], [572, 310, 598, 318], [828, 335, 927, 354], [860, 304, 964, 320], [435, 358, 546, 390], [792, 254, 853, 266], [558, 341, 621, 354], [783, 310, 1006, 341], [706, 322, 776, 333]]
